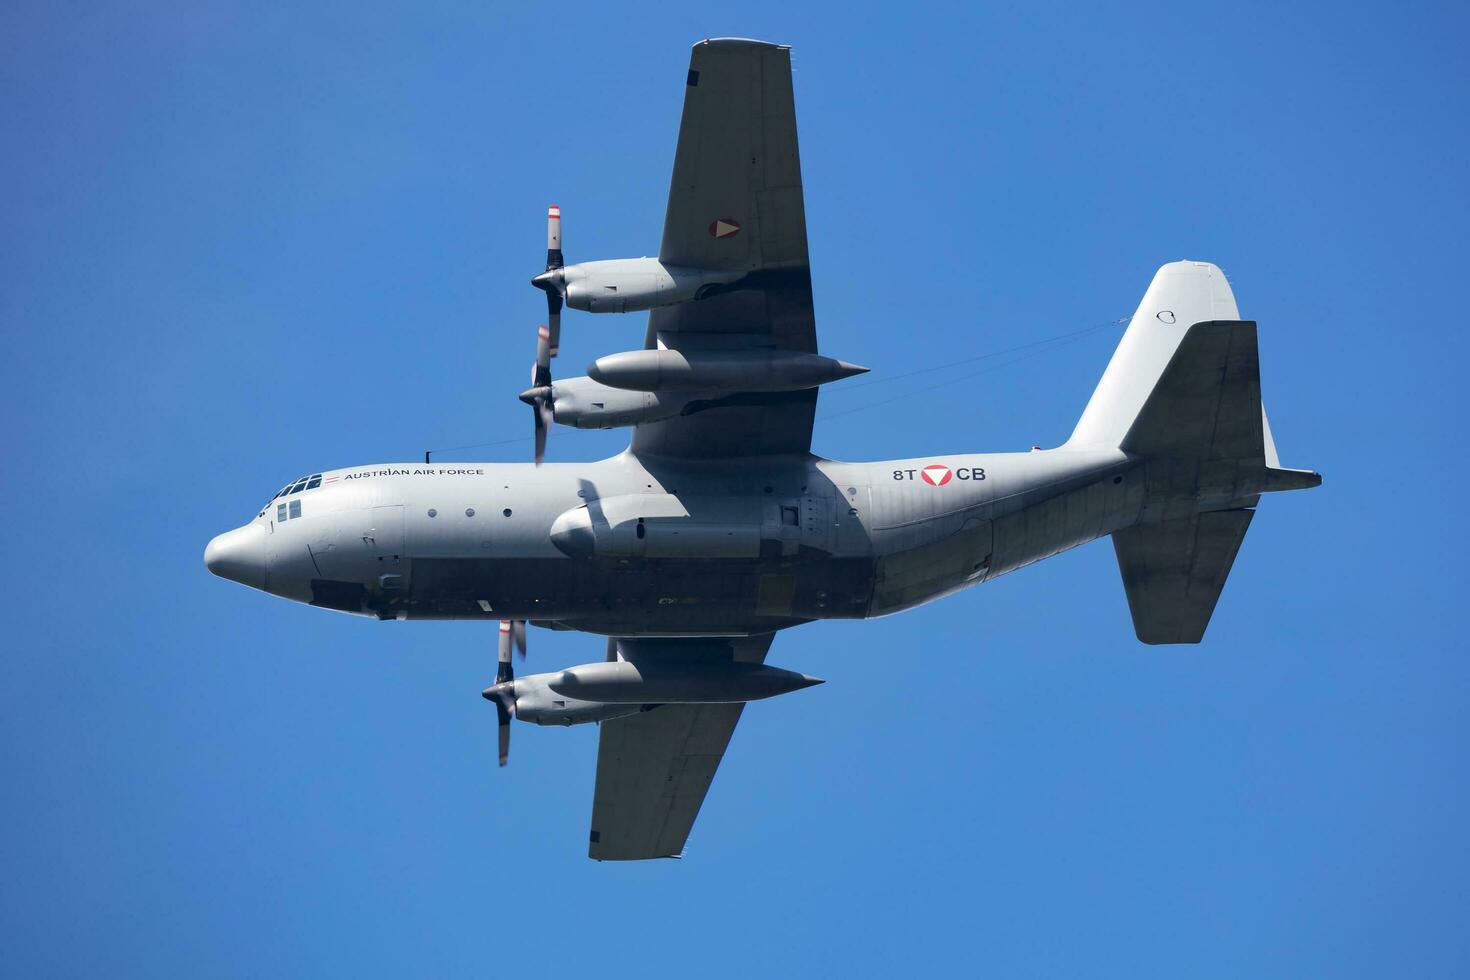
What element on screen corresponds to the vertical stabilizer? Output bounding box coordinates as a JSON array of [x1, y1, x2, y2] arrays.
[[1080, 262, 1321, 644], [1068, 261, 1240, 448]]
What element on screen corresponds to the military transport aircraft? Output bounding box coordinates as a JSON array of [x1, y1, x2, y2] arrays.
[[204, 38, 1321, 860]]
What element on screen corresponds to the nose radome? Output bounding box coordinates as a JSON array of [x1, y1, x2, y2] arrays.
[[204, 524, 266, 590]]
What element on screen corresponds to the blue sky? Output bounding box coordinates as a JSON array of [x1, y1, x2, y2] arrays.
[[2, 2, 1466, 976]]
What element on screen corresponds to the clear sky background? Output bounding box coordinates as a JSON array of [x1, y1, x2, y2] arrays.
[[3, 2, 1466, 976]]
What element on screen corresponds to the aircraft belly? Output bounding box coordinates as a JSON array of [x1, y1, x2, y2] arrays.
[[869, 516, 993, 616], [988, 467, 1144, 579], [398, 554, 875, 631]]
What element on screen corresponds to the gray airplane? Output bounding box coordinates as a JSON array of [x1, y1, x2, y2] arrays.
[[205, 39, 1321, 860]]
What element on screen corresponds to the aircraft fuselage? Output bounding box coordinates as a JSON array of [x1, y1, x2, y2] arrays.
[[206, 448, 1142, 636]]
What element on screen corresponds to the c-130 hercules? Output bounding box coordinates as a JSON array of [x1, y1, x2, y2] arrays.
[[205, 38, 1321, 860]]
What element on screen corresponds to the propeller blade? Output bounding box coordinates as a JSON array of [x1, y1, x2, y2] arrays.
[[545, 204, 563, 271], [536, 205, 564, 357], [519, 383, 553, 467], [546, 301, 561, 359], [497, 620, 514, 681], [488, 620, 518, 766], [532, 403, 548, 466], [481, 683, 514, 767], [512, 619, 528, 659], [518, 324, 554, 466], [533, 324, 551, 387], [526, 204, 565, 458]]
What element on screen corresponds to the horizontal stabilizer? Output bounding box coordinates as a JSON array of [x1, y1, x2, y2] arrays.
[[1262, 400, 1323, 493], [1263, 467, 1322, 492], [1113, 508, 1254, 644]]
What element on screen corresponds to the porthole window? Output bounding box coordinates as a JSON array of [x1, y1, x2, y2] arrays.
[[465, 508, 476, 517], [427, 508, 438, 518], [502, 508, 512, 517]]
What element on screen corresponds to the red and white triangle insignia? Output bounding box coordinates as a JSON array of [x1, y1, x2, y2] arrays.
[[921, 464, 953, 486]]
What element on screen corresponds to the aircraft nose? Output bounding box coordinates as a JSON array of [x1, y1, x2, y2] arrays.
[[204, 524, 267, 590]]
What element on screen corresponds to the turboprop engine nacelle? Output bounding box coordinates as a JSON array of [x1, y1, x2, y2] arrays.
[[589, 348, 868, 393], [509, 659, 823, 727], [548, 376, 695, 429], [508, 672, 645, 727], [550, 659, 823, 703], [561, 258, 746, 313]]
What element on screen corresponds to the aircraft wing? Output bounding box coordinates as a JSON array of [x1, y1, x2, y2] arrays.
[[631, 38, 818, 459], [588, 633, 774, 860]]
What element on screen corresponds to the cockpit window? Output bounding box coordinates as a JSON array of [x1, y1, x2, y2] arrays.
[[267, 474, 324, 509]]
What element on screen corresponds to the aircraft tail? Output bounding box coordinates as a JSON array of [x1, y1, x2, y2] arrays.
[[1068, 261, 1321, 643]]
